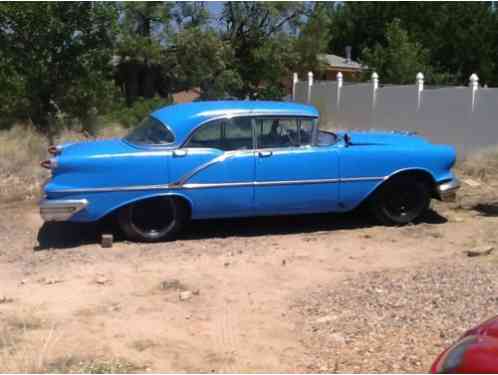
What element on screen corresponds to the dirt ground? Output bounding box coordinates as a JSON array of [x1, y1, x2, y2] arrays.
[[1, 177, 498, 372]]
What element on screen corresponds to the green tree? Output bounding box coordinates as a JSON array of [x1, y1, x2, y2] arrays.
[[328, 2, 497, 85], [172, 27, 242, 99], [115, 2, 174, 104], [0, 2, 117, 135], [220, 2, 306, 99], [361, 19, 432, 84], [294, 2, 333, 74]]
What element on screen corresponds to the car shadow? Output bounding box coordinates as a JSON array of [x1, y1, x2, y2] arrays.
[[34, 209, 447, 251], [472, 202, 498, 217]]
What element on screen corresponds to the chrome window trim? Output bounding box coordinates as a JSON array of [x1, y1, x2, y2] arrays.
[[181, 113, 319, 149], [48, 176, 385, 194]]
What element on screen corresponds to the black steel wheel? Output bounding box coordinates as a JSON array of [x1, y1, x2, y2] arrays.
[[370, 176, 431, 225], [118, 197, 187, 242]]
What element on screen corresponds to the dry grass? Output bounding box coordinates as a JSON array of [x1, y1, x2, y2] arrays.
[[457, 146, 498, 181], [0, 123, 127, 204], [0, 311, 140, 373]]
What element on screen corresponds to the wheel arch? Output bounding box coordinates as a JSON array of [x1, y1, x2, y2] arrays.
[[99, 192, 193, 221], [365, 167, 438, 204]]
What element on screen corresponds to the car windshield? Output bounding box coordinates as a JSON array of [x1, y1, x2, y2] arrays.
[[124, 116, 174, 145]]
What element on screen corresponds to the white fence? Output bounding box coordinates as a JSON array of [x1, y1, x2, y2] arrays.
[[293, 71, 498, 155]]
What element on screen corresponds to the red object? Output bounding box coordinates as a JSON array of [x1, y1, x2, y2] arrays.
[[431, 315, 498, 373]]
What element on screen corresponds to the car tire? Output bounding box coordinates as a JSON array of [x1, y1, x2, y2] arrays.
[[370, 176, 431, 226], [117, 196, 188, 242]]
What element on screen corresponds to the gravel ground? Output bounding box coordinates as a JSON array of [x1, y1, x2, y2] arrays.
[[297, 256, 498, 373]]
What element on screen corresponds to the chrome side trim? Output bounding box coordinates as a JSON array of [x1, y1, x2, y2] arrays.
[[183, 181, 253, 189], [49, 176, 384, 193], [47, 184, 171, 193], [341, 176, 387, 182], [40, 199, 88, 221], [172, 150, 251, 187]]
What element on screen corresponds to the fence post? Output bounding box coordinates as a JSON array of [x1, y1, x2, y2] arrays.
[[291, 72, 298, 101], [416, 72, 424, 111], [470, 73, 479, 112], [336, 71, 343, 110], [371, 72, 379, 110], [307, 71, 313, 104]]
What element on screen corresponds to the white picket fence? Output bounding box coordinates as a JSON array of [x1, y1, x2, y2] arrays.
[[293, 71, 498, 156]]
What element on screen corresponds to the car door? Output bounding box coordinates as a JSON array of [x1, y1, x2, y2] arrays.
[[254, 117, 340, 215], [169, 117, 255, 219]]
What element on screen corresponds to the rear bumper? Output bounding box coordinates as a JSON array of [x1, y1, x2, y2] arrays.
[[39, 199, 88, 221], [437, 177, 460, 202]]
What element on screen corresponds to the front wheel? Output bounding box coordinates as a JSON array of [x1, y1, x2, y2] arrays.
[[369, 177, 431, 225], [117, 197, 188, 242]]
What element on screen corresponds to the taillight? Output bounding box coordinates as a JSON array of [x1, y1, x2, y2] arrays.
[[40, 158, 58, 170], [48, 145, 61, 155]]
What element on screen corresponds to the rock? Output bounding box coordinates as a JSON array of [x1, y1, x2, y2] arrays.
[[101, 234, 113, 248], [282, 259, 286, 266], [463, 178, 481, 187], [160, 279, 182, 291], [179, 290, 193, 301], [95, 276, 109, 285], [192, 289, 200, 296], [224, 262, 230, 267], [465, 246, 494, 257], [329, 333, 346, 345], [0, 296, 13, 304], [44, 277, 63, 285], [315, 315, 337, 324]]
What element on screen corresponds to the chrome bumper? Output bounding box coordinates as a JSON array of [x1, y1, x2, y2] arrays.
[[437, 178, 460, 202], [39, 199, 88, 221]]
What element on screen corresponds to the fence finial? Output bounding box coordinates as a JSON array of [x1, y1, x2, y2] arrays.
[[470, 73, 479, 90], [416, 72, 424, 91], [371, 72, 379, 110], [336, 72, 343, 110], [291, 72, 298, 101], [307, 71, 314, 104], [336, 72, 343, 88], [416, 72, 424, 111], [470, 73, 479, 112]]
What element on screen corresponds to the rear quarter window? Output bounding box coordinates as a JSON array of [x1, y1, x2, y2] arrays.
[[124, 117, 174, 145]]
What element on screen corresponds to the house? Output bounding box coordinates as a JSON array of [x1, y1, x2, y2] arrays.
[[316, 50, 365, 81]]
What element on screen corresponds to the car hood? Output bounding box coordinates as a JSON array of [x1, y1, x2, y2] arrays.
[[342, 131, 430, 147], [59, 138, 134, 158]]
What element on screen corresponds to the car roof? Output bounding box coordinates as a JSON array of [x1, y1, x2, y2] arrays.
[[151, 100, 319, 146]]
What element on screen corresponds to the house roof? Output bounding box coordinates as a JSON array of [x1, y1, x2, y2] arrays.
[[151, 100, 319, 146], [318, 53, 364, 71]]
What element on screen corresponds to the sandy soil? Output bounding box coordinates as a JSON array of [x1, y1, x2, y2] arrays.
[[1, 179, 498, 372]]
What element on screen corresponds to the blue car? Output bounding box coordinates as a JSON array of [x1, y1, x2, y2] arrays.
[[39, 101, 460, 242]]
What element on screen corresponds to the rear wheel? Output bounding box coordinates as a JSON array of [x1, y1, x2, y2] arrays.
[[117, 197, 188, 242], [370, 176, 431, 225]]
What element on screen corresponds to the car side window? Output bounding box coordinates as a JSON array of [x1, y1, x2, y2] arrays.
[[256, 118, 312, 149], [185, 120, 224, 149], [185, 118, 253, 151], [224, 117, 253, 151]]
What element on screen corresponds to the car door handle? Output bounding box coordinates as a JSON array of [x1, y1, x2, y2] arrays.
[[173, 150, 188, 157], [258, 151, 273, 158]]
